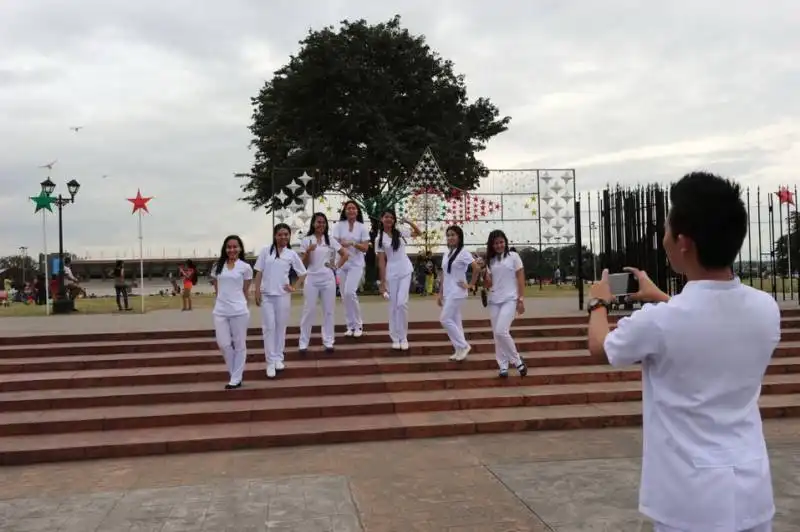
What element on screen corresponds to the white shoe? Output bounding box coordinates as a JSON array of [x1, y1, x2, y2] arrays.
[[345, 329, 354, 337], [400, 341, 409, 351], [453, 346, 471, 361], [449, 351, 460, 361], [276, 360, 285, 371], [353, 328, 363, 338], [266, 364, 277, 379], [391, 342, 401, 350]]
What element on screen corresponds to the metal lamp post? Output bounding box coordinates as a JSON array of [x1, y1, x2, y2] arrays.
[[41, 177, 81, 314], [18, 246, 28, 285]]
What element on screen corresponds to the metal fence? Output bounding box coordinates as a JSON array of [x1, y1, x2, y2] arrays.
[[581, 184, 800, 305]]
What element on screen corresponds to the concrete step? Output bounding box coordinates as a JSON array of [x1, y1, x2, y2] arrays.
[[2, 375, 798, 437], [1, 394, 798, 466], [2, 312, 799, 348]]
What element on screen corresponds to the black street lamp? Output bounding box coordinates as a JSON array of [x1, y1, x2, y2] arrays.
[[41, 177, 81, 314]]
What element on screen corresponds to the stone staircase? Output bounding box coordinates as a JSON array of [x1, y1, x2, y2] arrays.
[[1, 311, 799, 465]]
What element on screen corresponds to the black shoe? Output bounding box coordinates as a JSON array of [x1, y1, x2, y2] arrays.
[[324, 346, 334, 353], [516, 362, 528, 377], [298, 348, 308, 355], [225, 382, 242, 390], [499, 369, 509, 378]]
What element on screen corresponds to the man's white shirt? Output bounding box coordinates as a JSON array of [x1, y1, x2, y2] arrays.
[[604, 278, 780, 530]]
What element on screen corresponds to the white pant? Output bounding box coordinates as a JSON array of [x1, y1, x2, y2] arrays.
[[339, 266, 363, 331], [387, 274, 411, 343], [213, 313, 249, 385], [260, 294, 291, 365], [489, 300, 522, 370], [440, 296, 468, 350], [300, 279, 336, 349], [654, 521, 771, 532]]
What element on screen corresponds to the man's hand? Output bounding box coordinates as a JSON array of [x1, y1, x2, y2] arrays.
[[589, 269, 614, 301], [436, 295, 443, 307], [624, 267, 670, 303], [254, 292, 262, 307]]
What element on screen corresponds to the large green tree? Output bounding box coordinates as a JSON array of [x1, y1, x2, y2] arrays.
[[239, 15, 510, 211]]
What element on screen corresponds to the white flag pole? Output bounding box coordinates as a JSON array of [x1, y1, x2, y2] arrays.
[[42, 210, 50, 316], [139, 209, 145, 313]]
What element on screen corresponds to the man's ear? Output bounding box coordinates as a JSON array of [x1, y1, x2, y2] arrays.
[[676, 234, 693, 255]]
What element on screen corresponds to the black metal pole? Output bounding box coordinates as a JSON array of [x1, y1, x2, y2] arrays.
[[57, 198, 65, 300], [757, 188, 763, 291], [575, 199, 584, 310], [747, 187, 753, 287]]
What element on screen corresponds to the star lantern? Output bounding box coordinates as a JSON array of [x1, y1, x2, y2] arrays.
[[30, 190, 55, 213], [777, 186, 795, 205], [127, 189, 153, 214]]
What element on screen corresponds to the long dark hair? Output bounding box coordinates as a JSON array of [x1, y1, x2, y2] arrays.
[[445, 225, 464, 274], [306, 212, 331, 246], [270, 223, 292, 258], [339, 200, 364, 223], [215, 235, 246, 276], [376, 209, 402, 252], [485, 229, 510, 268]]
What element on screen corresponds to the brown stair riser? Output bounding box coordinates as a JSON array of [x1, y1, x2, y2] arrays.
[[7, 328, 800, 359], [3, 312, 800, 347], [4, 381, 799, 437], [3, 344, 800, 374], [3, 403, 799, 466], [3, 355, 800, 393], [0, 352, 596, 375], [0, 328, 595, 358], [0, 315, 626, 347], [0, 337, 590, 362], [0, 369, 645, 410]]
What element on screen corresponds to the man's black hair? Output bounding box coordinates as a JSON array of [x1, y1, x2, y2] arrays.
[[668, 171, 747, 269]]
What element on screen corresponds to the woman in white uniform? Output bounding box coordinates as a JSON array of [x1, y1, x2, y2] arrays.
[[438, 226, 479, 361], [375, 209, 422, 351], [333, 200, 371, 338], [253, 223, 307, 379], [209, 235, 253, 389], [299, 213, 350, 353], [483, 229, 528, 378]]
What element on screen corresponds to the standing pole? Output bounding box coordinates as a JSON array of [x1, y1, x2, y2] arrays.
[[42, 211, 50, 315], [139, 210, 145, 314]]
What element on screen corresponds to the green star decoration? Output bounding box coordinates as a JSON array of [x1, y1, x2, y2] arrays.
[[30, 190, 55, 213]]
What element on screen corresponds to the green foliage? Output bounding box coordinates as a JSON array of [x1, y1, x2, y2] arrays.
[[240, 15, 510, 212]]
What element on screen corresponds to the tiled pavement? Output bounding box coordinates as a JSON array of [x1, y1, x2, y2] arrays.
[[1, 421, 798, 531]]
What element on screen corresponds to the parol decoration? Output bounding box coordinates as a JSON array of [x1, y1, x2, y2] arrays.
[[127, 189, 153, 214], [30, 190, 55, 213]]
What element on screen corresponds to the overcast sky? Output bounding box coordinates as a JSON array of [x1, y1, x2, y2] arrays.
[[1, 0, 798, 259]]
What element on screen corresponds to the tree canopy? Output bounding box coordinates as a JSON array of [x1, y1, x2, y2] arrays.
[[240, 15, 511, 211]]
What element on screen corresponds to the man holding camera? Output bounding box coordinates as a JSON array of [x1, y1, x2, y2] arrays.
[[587, 172, 780, 532]]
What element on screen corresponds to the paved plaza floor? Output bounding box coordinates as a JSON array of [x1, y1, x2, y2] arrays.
[[0, 421, 798, 531]]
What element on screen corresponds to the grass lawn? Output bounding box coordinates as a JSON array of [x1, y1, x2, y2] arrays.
[[0, 284, 581, 317]]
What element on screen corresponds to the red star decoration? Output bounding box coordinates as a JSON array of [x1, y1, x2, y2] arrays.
[[127, 189, 153, 214], [776, 186, 794, 205]]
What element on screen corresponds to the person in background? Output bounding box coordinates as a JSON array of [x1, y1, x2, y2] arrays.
[[332, 200, 371, 338], [375, 209, 422, 351], [483, 230, 527, 378], [179, 259, 197, 311], [209, 235, 253, 390], [254, 223, 307, 379], [438, 225, 479, 361], [587, 172, 778, 532], [299, 213, 349, 353], [113, 260, 132, 311]]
